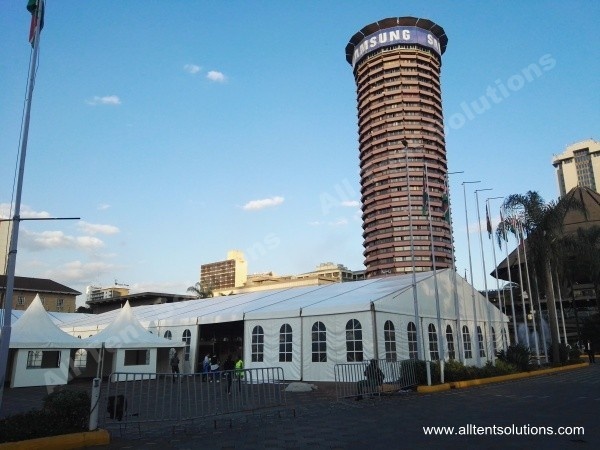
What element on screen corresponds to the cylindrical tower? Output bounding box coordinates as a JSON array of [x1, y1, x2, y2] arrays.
[[345, 17, 452, 278]]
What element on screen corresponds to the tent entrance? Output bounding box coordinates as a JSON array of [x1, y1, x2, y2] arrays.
[[196, 321, 243, 370]]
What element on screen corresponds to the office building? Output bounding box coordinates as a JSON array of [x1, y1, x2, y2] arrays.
[[345, 17, 453, 278], [552, 139, 600, 196], [200, 250, 248, 291]]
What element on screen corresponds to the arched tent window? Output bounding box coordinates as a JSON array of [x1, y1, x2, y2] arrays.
[[477, 326, 486, 357], [182, 329, 191, 361], [74, 349, 87, 368], [491, 327, 497, 354], [407, 322, 418, 360], [462, 326, 472, 359], [446, 324, 455, 360], [428, 323, 439, 361], [345, 319, 363, 362], [252, 326, 264, 362], [384, 320, 397, 362], [164, 330, 172, 340], [279, 324, 292, 362], [311, 321, 327, 362]]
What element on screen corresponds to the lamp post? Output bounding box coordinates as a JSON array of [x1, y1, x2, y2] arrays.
[[475, 188, 494, 362], [487, 196, 505, 352], [462, 180, 481, 366]]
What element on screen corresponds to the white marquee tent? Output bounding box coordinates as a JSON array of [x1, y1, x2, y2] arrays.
[[55, 270, 509, 382]]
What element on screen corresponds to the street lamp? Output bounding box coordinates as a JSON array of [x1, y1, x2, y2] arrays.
[[462, 180, 481, 366]]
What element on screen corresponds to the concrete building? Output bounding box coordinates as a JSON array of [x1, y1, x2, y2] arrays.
[[345, 17, 453, 278], [200, 250, 247, 291], [86, 285, 130, 304], [0, 275, 80, 312], [86, 291, 197, 314], [553, 139, 600, 196]]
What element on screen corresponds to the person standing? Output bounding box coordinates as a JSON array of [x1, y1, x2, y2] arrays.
[[169, 348, 180, 383], [202, 354, 211, 381], [235, 355, 244, 392], [223, 354, 235, 394], [586, 340, 595, 363]]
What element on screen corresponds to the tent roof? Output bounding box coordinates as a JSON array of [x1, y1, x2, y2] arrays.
[[83, 301, 183, 349], [58, 271, 453, 330], [7, 295, 91, 349]]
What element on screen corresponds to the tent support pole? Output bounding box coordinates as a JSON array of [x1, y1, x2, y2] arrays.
[[370, 302, 379, 360], [299, 308, 303, 381]]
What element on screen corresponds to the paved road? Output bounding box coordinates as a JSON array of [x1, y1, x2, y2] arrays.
[[95, 364, 598, 449]]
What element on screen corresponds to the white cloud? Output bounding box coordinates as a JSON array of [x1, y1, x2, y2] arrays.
[[21, 230, 104, 251], [242, 196, 284, 211], [184, 64, 201, 74], [206, 71, 226, 82], [46, 260, 118, 283], [340, 200, 360, 208], [86, 95, 121, 106], [97, 204, 111, 211], [308, 218, 349, 227], [0, 203, 51, 219], [77, 221, 120, 235]]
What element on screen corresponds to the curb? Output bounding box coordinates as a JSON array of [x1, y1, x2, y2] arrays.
[[0, 429, 110, 450], [417, 362, 589, 393]]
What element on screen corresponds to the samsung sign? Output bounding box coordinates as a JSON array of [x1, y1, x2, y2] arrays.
[[352, 26, 441, 67]]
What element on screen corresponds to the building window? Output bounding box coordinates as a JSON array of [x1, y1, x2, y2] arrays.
[[56, 298, 64, 311], [27, 350, 60, 369], [491, 327, 497, 354], [384, 320, 397, 362], [182, 329, 191, 362], [446, 324, 455, 360], [311, 321, 327, 362], [407, 322, 418, 360], [124, 349, 150, 366], [17, 296, 25, 306], [477, 326, 486, 357], [164, 330, 172, 340], [462, 326, 472, 359], [279, 324, 292, 362], [428, 324, 439, 361], [345, 319, 363, 362], [251, 326, 264, 362], [74, 349, 87, 368]]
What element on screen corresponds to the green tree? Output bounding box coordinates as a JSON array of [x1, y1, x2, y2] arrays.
[[187, 282, 213, 299], [501, 191, 583, 364]]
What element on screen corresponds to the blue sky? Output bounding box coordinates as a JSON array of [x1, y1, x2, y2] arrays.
[[1, 1, 598, 306]]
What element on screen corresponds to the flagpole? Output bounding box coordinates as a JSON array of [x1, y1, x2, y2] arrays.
[[487, 196, 505, 351], [475, 188, 494, 362], [513, 220, 531, 350], [447, 171, 464, 363], [424, 164, 444, 382], [519, 224, 542, 365], [502, 205, 519, 344], [462, 180, 481, 366], [554, 269, 568, 343], [0, 0, 45, 410], [402, 140, 423, 361]]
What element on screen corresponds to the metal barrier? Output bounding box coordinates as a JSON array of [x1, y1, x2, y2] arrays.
[[100, 367, 286, 430], [334, 359, 417, 400]]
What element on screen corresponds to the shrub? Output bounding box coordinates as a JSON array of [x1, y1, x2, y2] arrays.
[[497, 344, 532, 372], [0, 389, 90, 444]]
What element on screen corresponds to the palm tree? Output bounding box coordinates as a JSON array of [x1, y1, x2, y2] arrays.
[[187, 282, 213, 299], [501, 191, 583, 364]]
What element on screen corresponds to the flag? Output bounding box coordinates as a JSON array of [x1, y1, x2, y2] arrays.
[[27, 0, 44, 46], [485, 204, 492, 239], [441, 192, 450, 223], [499, 209, 508, 241], [422, 186, 429, 216]]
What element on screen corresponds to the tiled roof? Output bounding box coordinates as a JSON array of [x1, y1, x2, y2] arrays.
[[0, 275, 81, 296]]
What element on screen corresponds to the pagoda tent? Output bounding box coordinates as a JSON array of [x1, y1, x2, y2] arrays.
[[83, 301, 183, 380], [6, 295, 93, 388]]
